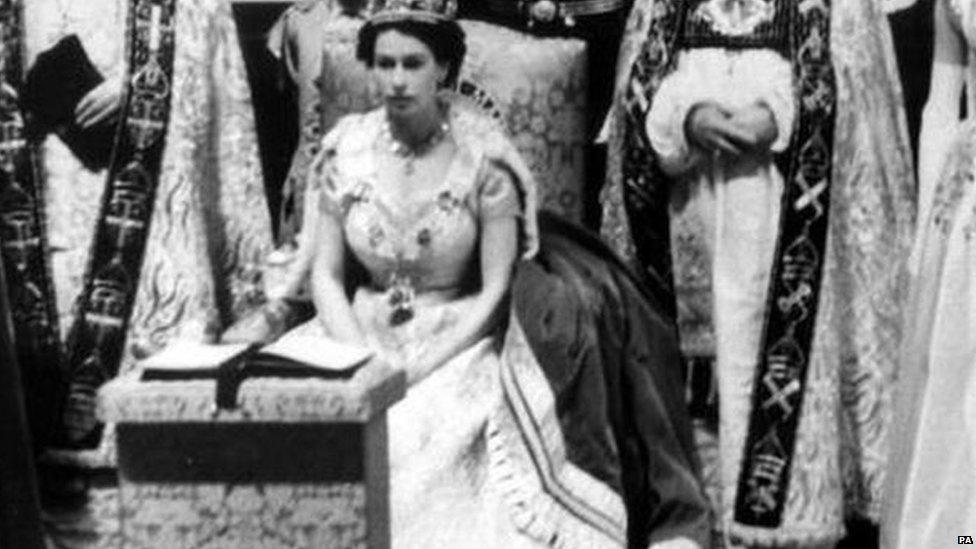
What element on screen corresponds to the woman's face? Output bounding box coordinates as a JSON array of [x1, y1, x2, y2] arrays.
[[373, 29, 448, 119]]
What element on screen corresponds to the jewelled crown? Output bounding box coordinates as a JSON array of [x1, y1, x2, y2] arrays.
[[368, 0, 459, 25]]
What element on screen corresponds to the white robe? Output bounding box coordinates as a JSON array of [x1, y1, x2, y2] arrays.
[[883, 2, 976, 546], [645, 47, 797, 545]]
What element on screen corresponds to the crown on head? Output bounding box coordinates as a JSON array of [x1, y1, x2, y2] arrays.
[[368, 0, 458, 25]]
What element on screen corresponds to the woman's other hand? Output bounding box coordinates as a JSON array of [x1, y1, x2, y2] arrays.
[[684, 102, 754, 158], [75, 78, 123, 129]]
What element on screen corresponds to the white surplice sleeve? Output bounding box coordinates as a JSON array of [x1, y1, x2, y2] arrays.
[[644, 63, 711, 176], [743, 52, 796, 153]]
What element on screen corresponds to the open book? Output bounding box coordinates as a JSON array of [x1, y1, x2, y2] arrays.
[[140, 341, 254, 380], [248, 332, 374, 376], [141, 335, 373, 382]]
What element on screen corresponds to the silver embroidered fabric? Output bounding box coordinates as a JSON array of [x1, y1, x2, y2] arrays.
[[28, 0, 274, 471]]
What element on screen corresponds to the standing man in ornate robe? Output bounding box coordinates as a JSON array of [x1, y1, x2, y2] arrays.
[[1, 0, 272, 542], [601, 0, 915, 546]]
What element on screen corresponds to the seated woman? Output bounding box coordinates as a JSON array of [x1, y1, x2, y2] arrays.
[[234, 0, 711, 546]]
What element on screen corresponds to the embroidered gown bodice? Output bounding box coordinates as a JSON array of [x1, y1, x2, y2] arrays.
[[317, 108, 522, 300]]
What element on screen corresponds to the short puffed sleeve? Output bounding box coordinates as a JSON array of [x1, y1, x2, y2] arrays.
[[306, 115, 360, 220], [477, 160, 523, 221], [309, 149, 343, 218]]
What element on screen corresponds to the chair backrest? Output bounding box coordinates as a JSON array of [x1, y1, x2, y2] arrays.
[[458, 20, 587, 220]]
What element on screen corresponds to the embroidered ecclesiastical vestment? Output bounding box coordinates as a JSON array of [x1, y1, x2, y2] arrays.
[[0, 5, 273, 546], [601, 0, 915, 545]]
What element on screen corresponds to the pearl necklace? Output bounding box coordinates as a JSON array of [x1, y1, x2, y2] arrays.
[[383, 117, 451, 176]]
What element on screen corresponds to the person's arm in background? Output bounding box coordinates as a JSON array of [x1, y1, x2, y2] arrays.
[[209, 0, 276, 320], [918, 0, 966, 226]]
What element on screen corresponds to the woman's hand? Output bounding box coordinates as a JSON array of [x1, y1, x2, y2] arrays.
[[75, 78, 123, 129], [220, 299, 294, 344], [684, 102, 754, 158], [406, 344, 448, 385], [729, 103, 778, 153]]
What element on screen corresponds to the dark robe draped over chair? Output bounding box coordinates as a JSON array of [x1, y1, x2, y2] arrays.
[[513, 212, 710, 548], [0, 256, 46, 549]]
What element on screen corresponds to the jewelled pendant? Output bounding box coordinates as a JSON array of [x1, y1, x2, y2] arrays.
[[388, 274, 415, 326], [389, 304, 414, 326], [389, 289, 414, 326]]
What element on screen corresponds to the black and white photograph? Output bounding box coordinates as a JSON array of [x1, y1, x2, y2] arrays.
[[0, 0, 959, 547]]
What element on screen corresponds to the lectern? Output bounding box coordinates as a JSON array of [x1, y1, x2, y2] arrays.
[[98, 360, 405, 548]]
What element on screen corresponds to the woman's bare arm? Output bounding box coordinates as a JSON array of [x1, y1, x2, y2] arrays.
[[309, 200, 368, 346]]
